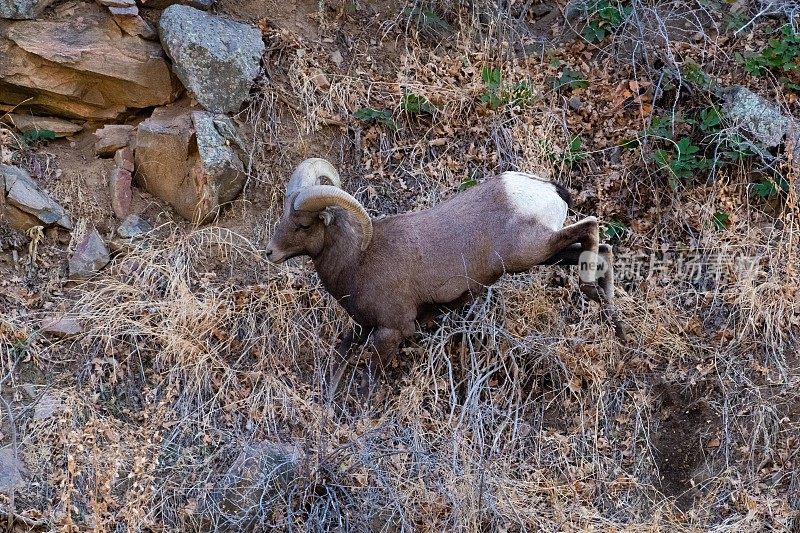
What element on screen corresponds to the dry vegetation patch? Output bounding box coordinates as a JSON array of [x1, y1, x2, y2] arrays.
[[1, 0, 799, 530]]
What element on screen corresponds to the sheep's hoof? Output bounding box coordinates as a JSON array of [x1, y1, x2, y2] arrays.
[[601, 308, 629, 341], [613, 320, 628, 341], [579, 282, 602, 303], [358, 373, 375, 400]]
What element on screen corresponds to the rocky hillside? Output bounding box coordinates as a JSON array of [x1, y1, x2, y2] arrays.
[[1, 0, 798, 530]]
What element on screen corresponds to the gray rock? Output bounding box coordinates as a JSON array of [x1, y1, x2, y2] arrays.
[[33, 392, 62, 419], [158, 5, 264, 113], [96, 0, 135, 7], [1, 164, 72, 230], [94, 124, 135, 157], [135, 106, 246, 222], [68, 227, 110, 279], [724, 86, 800, 156], [0, 0, 56, 19], [0, 447, 25, 492], [191, 111, 247, 219], [117, 214, 152, 238], [41, 316, 82, 337], [107, 4, 135, 13], [204, 442, 300, 528]]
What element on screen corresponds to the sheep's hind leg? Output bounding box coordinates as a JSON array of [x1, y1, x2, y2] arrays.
[[542, 243, 613, 301], [544, 217, 600, 292], [542, 234, 626, 340]]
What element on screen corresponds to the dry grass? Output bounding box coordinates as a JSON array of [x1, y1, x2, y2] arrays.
[[1, 0, 799, 531]]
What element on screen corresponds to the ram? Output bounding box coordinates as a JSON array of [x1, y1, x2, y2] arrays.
[[267, 158, 624, 382]]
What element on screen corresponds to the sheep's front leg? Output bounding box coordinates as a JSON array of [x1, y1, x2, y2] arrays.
[[358, 326, 406, 397], [326, 330, 359, 400]]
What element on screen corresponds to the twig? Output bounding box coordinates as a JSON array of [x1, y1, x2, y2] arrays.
[[0, 505, 48, 528], [0, 372, 18, 533]]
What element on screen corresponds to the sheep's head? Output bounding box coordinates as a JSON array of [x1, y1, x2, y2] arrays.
[[266, 158, 373, 264]]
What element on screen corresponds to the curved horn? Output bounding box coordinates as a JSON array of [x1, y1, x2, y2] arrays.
[[293, 185, 373, 251], [286, 158, 341, 196]]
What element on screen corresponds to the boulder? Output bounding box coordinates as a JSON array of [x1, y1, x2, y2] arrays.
[[158, 5, 264, 113], [723, 86, 800, 158], [190, 111, 247, 218], [109, 167, 132, 219], [135, 107, 247, 222], [1, 164, 72, 230], [0, 202, 40, 232], [0, 0, 56, 19], [135, 106, 196, 219], [1, 113, 82, 138], [94, 124, 135, 157], [68, 227, 110, 279], [0, 1, 180, 120]]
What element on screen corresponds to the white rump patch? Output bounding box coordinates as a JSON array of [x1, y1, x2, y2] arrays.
[[500, 172, 568, 231]]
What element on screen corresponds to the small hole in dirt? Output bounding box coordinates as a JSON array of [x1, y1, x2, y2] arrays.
[[652, 382, 720, 510]]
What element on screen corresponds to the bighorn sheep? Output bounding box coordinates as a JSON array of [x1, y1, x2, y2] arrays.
[[267, 158, 624, 380]]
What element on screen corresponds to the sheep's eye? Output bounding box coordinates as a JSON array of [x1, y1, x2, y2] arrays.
[[297, 223, 312, 230]]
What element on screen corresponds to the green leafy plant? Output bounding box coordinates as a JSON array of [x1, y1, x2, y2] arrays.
[[652, 137, 709, 190], [480, 66, 504, 109], [582, 0, 631, 43], [551, 67, 589, 91], [402, 7, 451, 32], [458, 176, 478, 192], [353, 107, 399, 131], [620, 114, 673, 149], [603, 218, 628, 239], [509, 81, 535, 107], [737, 25, 800, 90], [344, 1, 359, 14], [479, 67, 535, 109], [711, 210, 730, 230], [725, 11, 749, 32], [13, 128, 57, 150], [21, 129, 56, 143], [752, 176, 790, 198], [697, 105, 722, 132], [682, 60, 714, 90], [558, 135, 588, 166], [719, 133, 757, 163], [401, 92, 436, 115]]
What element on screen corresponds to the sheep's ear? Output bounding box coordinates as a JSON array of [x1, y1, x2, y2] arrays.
[[319, 209, 334, 226]]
